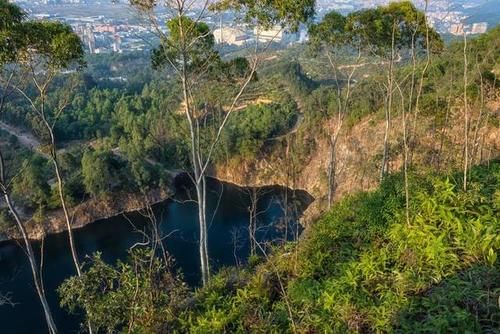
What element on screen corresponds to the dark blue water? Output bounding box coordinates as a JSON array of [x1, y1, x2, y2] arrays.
[[0, 178, 312, 333]]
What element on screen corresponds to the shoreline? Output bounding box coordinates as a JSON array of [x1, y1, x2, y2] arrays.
[[2, 186, 173, 242], [0, 172, 316, 244]]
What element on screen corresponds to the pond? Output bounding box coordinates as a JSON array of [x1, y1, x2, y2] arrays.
[[0, 177, 313, 333]]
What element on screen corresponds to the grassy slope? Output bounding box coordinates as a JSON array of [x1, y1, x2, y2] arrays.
[[184, 161, 499, 333]]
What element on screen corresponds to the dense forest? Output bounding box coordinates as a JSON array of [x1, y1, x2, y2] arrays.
[[0, 0, 498, 333]]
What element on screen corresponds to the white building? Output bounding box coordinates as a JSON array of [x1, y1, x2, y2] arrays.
[[253, 26, 299, 44], [450, 22, 488, 36], [450, 23, 465, 36], [213, 27, 249, 46], [471, 22, 488, 34]]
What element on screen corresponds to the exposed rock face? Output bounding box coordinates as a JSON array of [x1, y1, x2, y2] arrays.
[[6, 187, 173, 241], [215, 110, 499, 225], [4, 101, 498, 241]]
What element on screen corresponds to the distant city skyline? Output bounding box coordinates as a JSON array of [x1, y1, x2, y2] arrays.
[[11, 0, 498, 54]]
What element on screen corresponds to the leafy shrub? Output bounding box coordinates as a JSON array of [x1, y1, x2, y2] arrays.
[[59, 249, 189, 333], [185, 162, 499, 333]]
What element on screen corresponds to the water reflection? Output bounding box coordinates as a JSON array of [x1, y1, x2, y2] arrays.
[[0, 177, 313, 333]]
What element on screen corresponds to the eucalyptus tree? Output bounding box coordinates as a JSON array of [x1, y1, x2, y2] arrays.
[[345, 1, 442, 179], [10, 20, 86, 280], [308, 11, 359, 208], [0, 1, 58, 332], [129, 0, 315, 286]]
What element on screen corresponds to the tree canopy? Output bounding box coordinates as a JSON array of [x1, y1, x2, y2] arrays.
[[309, 11, 347, 49], [0, 2, 84, 71], [21, 21, 85, 70], [346, 1, 443, 55], [310, 1, 443, 56], [212, 0, 315, 30], [0, 0, 25, 64], [152, 16, 217, 71]]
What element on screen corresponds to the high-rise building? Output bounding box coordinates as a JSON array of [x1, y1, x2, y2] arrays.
[[450, 23, 465, 35]]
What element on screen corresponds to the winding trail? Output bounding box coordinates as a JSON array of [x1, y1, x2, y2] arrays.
[[0, 121, 44, 153], [110, 146, 182, 178], [0, 121, 181, 177], [267, 97, 305, 142], [265, 54, 404, 142]]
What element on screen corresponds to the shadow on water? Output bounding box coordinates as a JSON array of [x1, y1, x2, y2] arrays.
[[0, 176, 313, 333]]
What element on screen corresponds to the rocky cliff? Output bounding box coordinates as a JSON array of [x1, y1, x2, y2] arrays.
[[5, 187, 173, 241], [215, 104, 499, 224]]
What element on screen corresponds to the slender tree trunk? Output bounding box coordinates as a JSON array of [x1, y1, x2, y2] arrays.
[[3, 195, 58, 333], [435, 68, 455, 170], [381, 23, 397, 180], [284, 139, 290, 242], [327, 137, 337, 209], [462, 32, 469, 191], [248, 188, 258, 256], [403, 111, 409, 225], [0, 151, 58, 333], [45, 123, 81, 277], [410, 0, 430, 166], [395, 81, 410, 225], [195, 175, 210, 285], [470, 69, 485, 167], [42, 118, 93, 333], [181, 67, 210, 285], [324, 50, 358, 209], [0, 70, 58, 334], [402, 33, 419, 226], [381, 64, 394, 179]]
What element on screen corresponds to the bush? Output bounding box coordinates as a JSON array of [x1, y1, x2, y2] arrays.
[[59, 249, 189, 333], [184, 162, 499, 333]]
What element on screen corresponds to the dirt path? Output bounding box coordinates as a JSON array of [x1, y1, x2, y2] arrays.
[[111, 147, 182, 178], [0, 121, 42, 150], [337, 53, 403, 70], [267, 97, 305, 141], [0, 121, 52, 160]]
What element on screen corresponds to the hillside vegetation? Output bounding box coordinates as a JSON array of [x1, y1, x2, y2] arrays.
[[60, 161, 499, 333], [56, 22, 500, 328], [1, 1, 499, 332]]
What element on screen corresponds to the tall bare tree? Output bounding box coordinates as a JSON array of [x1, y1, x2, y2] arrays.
[[345, 2, 442, 180], [10, 21, 86, 281], [129, 0, 315, 285], [0, 2, 58, 332], [462, 31, 469, 191], [309, 11, 361, 208]]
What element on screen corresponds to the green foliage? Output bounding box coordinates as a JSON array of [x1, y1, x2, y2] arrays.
[[57, 156, 499, 333], [55, 87, 121, 140], [1, 4, 84, 70], [0, 208, 14, 232], [21, 21, 85, 70], [152, 16, 217, 71], [81, 148, 117, 197], [396, 263, 499, 333], [424, 25, 499, 116], [59, 249, 189, 333], [345, 1, 443, 55], [309, 2, 443, 59], [182, 162, 499, 333], [221, 102, 297, 159], [11, 156, 51, 210], [0, 0, 25, 64], [309, 11, 347, 49], [211, 0, 315, 31], [0, 0, 24, 29]]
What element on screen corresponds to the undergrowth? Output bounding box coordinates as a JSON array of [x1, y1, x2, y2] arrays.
[[184, 161, 499, 333]]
